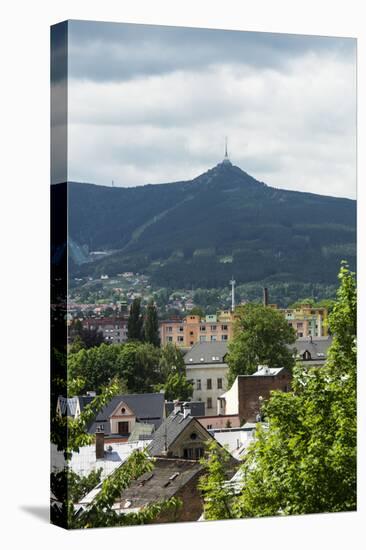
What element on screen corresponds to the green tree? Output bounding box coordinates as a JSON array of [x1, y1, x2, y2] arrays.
[[144, 300, 160, 347], [160, 372, 193, 401], [227, 303, 296, 385], [234, 263, 356, 517], [116, 341, 162, 393], [159, 343, 185, 379], [68, 343, 122, 393], [198, 440, 236, 520], [127, 298, 144, 341]]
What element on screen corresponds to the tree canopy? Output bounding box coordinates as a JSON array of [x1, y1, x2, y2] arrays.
[[127, 297, 144, 341], [227, 303, 296, 385], [144, 300, 160, 347]]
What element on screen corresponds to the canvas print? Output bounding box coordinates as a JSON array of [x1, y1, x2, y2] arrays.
[[51, 20, 357, 529]]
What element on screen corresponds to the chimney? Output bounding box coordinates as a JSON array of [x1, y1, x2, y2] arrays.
[[173, 400, 181, 415], [183, 405, 191, 419], [263, 287, 269, 307], [95, 428, 105, 459]]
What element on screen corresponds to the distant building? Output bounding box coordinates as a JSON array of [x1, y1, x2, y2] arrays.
[[218, 365, 292, 423], [278, 303, 328, 338], [184, 341, 229, 416], [82, 316, 128, 344], [159, 311, 235, 349]]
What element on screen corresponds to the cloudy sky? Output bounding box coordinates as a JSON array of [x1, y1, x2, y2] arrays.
[[64, 20, 356, 198]]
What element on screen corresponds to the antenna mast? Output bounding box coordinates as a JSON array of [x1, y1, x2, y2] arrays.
[[230, 278, 236, 312]]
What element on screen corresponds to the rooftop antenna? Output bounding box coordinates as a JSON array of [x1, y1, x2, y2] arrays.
[[230, 277, 236, 312]]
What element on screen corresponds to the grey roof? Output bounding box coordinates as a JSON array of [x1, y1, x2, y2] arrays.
[[87, 393, 165, 434], [288, 336, 333, 361], [184, 341, 229, 365], [116, 458, 203, 510], [165, 401, 205, 417], [147, 412, 196, 457]]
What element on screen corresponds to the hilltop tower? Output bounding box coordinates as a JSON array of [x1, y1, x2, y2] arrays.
[[223, 136, 232, 165], [230, 277, 236, 311]]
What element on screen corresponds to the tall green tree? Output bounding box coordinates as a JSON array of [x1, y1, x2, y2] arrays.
[[159, 343, 185, 379], [144, 300, 160, 347], [227, 303, 296, 385], [234, 263, 356, 517], [127, 298, 144, 341]]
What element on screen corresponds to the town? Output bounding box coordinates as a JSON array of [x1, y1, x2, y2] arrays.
[[51, 267, 355, 528]]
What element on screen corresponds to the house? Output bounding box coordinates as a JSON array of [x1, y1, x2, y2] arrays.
[[87, 393, 165, 440], [113, 457, 205, 523], [290, 336, 333, 366], [184, 341, 229, 415], [147, 406, 216, 460], [218, 365, 292, 423]]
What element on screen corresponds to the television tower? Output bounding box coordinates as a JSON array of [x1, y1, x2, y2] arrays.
[[223, 136, 231, 164], [230, 277, 236, 312]]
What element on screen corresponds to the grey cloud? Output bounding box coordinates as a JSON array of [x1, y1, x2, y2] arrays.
[[67, 19, 356, 83]]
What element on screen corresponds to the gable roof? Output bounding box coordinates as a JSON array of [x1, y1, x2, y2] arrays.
[[184, 341, 229, 365], [147, 412, 202, 457], [87, 393, 165, 434]]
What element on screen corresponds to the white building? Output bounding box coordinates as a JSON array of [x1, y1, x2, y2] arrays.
[[184, 342, 229, 416]]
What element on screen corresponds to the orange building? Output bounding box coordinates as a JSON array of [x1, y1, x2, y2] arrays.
[[159, 311, 235, 349]]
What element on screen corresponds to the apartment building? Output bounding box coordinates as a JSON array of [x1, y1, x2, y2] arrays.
[[160, 311, 234, 348], [279, 303, 328, 338], [82, 316, 128, 344]]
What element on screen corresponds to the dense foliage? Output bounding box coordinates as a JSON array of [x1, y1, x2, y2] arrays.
[[227, 303, 297, 385], [68, 341, 189, 399], [144, 300, 160, 346], [127, 297, 144, 341]]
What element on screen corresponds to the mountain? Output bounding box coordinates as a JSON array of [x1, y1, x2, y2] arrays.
[[66, 160, 356, 288]]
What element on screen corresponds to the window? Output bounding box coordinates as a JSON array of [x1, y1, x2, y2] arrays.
[[217, 378, 223, 389], [179, 326, 184, 332], [298, 332, 303, 337], [167, 336, 173, 342], [190, 331, 194, 336], [221, 335, 228, 341], [167, 326, 173, 333], [200, 336, 206, 342], [196, 379, 201, 390], [207, 379, 212, 390], [207, 424, 213, 430], [211, 325, 217, 331], [200, 326, 206, 332], [190, 341, 194, 346], [221, 324, 228, 331], [210, 335, 217, 342], [177, 336, 184, 342], [207, 397, 213, 409]]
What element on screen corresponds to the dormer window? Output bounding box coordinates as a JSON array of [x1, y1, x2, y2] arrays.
[[121, 407, 126, 414]]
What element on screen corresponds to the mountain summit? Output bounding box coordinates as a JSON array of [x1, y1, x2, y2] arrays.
[[67, 162, 356, 287]]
